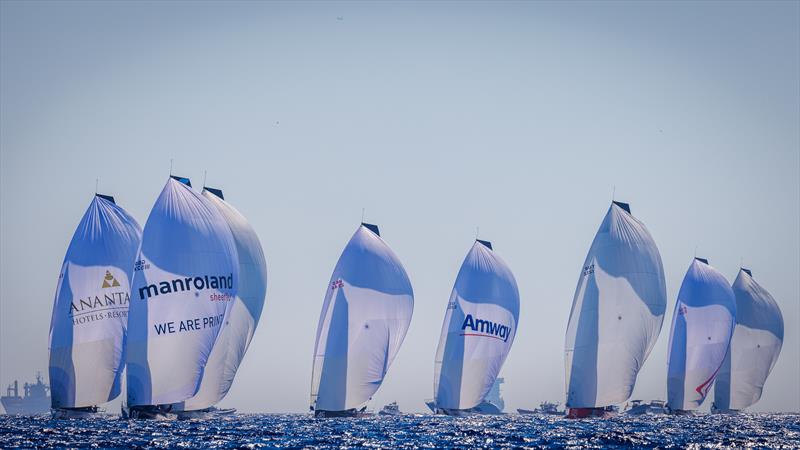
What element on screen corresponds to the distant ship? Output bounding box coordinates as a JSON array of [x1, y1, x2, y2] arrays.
[[378, 402, 401, 416], [623, 400, 668, 415], [518, 401, 563, 416], [1, 373, 50, 415]]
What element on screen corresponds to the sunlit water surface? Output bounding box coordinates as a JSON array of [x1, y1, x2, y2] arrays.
[[0, 413, 798, 448]]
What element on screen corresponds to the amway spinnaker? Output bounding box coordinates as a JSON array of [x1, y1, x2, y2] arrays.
[[432, 239, 519, 415], [49, 194, 142, 419], [564, 201, 667, 418], [666, 257, 736, 414], [712, 268, 783, 413], [171, 186, 268, 419], [310, 223, 413, 417], [125, 176, 238, 419]]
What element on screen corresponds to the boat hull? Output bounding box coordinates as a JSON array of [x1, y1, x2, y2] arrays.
[[51, 406, 100, 419], [176, 407, 236, 420], [566, 407, 617, 419], [0, 396, 50, 416], [435, 401, 503, 416], [124, 405, 178, 421], [314, 408, 370, 418]]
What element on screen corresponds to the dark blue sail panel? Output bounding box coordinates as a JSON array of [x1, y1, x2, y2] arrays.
[[170, 175, 192, 187], [612, 201, 631, 214], [742, 268, 752, 277], [477, 239, 493, 250], [204, 187, 224, 200], [96, 193, 115, 204], [695, 257, 709, 265], [361, 222, 380, 236]]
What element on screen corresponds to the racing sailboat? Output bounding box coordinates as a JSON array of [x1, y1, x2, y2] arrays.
[[666, 257, 736, 414], [171, 186, 268, 419], [713, 268, 783, 413], [431, 239, 519, 415], [564, 201, 667, 418], [125, 176, 239, 419], [310, 223, 413, 417], [49, 194, 142, 419]]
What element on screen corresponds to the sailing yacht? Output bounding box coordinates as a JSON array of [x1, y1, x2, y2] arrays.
[[310, 223, 413, 417], [666, 257, 736, 414], [564, 201, 667, 418], [48, 194, 142, 419], [431, 240, 518, 416]]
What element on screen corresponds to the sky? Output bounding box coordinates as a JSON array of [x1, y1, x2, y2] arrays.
[[1, 1, 798, 413]]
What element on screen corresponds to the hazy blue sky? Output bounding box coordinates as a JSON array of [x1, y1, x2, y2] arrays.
[[1, 1, 798, 413]]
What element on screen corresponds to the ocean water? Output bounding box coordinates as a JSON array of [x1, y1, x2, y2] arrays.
[[1, 413, 798, 449]]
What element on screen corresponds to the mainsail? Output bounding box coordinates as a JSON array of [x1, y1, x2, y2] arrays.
[[176, 187, 268, 411], [310, 223, 413, 414], [48, 194, 142, 409], [126, 177, 239, 407], [564, 201, 667, 409], [714, 269, 783, 411], [666, 258, 736, 411], [433, 240, 519, 412]]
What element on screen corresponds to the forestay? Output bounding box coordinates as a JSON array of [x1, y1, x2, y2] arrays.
[[434, 240, 519, 411], [666, 258, 736, 411], [177, 188, 268, 411], [310, 224, 414, 412], [127, 177, 239, 406], [49, 194, 142, 409], [714, 269, 783, 411], [564, 201, 667, 408]]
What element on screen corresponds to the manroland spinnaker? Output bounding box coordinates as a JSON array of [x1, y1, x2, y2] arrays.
[[564, 201, 667, 419], [433, 239, 519, 415], [48, 194, 142, 418], [173, 187, 268, 417], [310, 223, 414, 417], [713, 268, 783, 412], [666, 257, 736, 413], [126, 176, 238, 419]]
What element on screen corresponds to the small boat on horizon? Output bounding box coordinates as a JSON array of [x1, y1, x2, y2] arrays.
[[518, 401, 563, 416], [378, 402, 401, 416], [623, 399, 668, 415]]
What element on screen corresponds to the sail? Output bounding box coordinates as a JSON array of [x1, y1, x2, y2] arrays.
[[564, 201, 667, 408], [714, 269, 783, 410], [177, 187, 268, 411], [666, 258, 736, 411], [48, 194, 142, 409], [433, 240, 519, 410], [310, 224, 413, 412], [126, 177, 239, 406]]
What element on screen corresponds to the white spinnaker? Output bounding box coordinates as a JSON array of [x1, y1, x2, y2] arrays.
[[48, 195, 142, 409], [310, 224, 414, 412], [714, 269, 783, 411], [564, 202, 667, 408], [433, 241, 519, 411], [126, 177, 239, 406], [177, 188, 268, 411], [666, 258, 736, 411]]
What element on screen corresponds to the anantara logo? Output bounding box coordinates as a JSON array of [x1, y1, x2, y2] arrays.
[[460, 314, 512, 342], [70, 271, 129, 325], [102, 271, 121, 288]]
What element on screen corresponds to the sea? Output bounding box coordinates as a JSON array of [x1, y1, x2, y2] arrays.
[[1, 413, 798, 449]]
